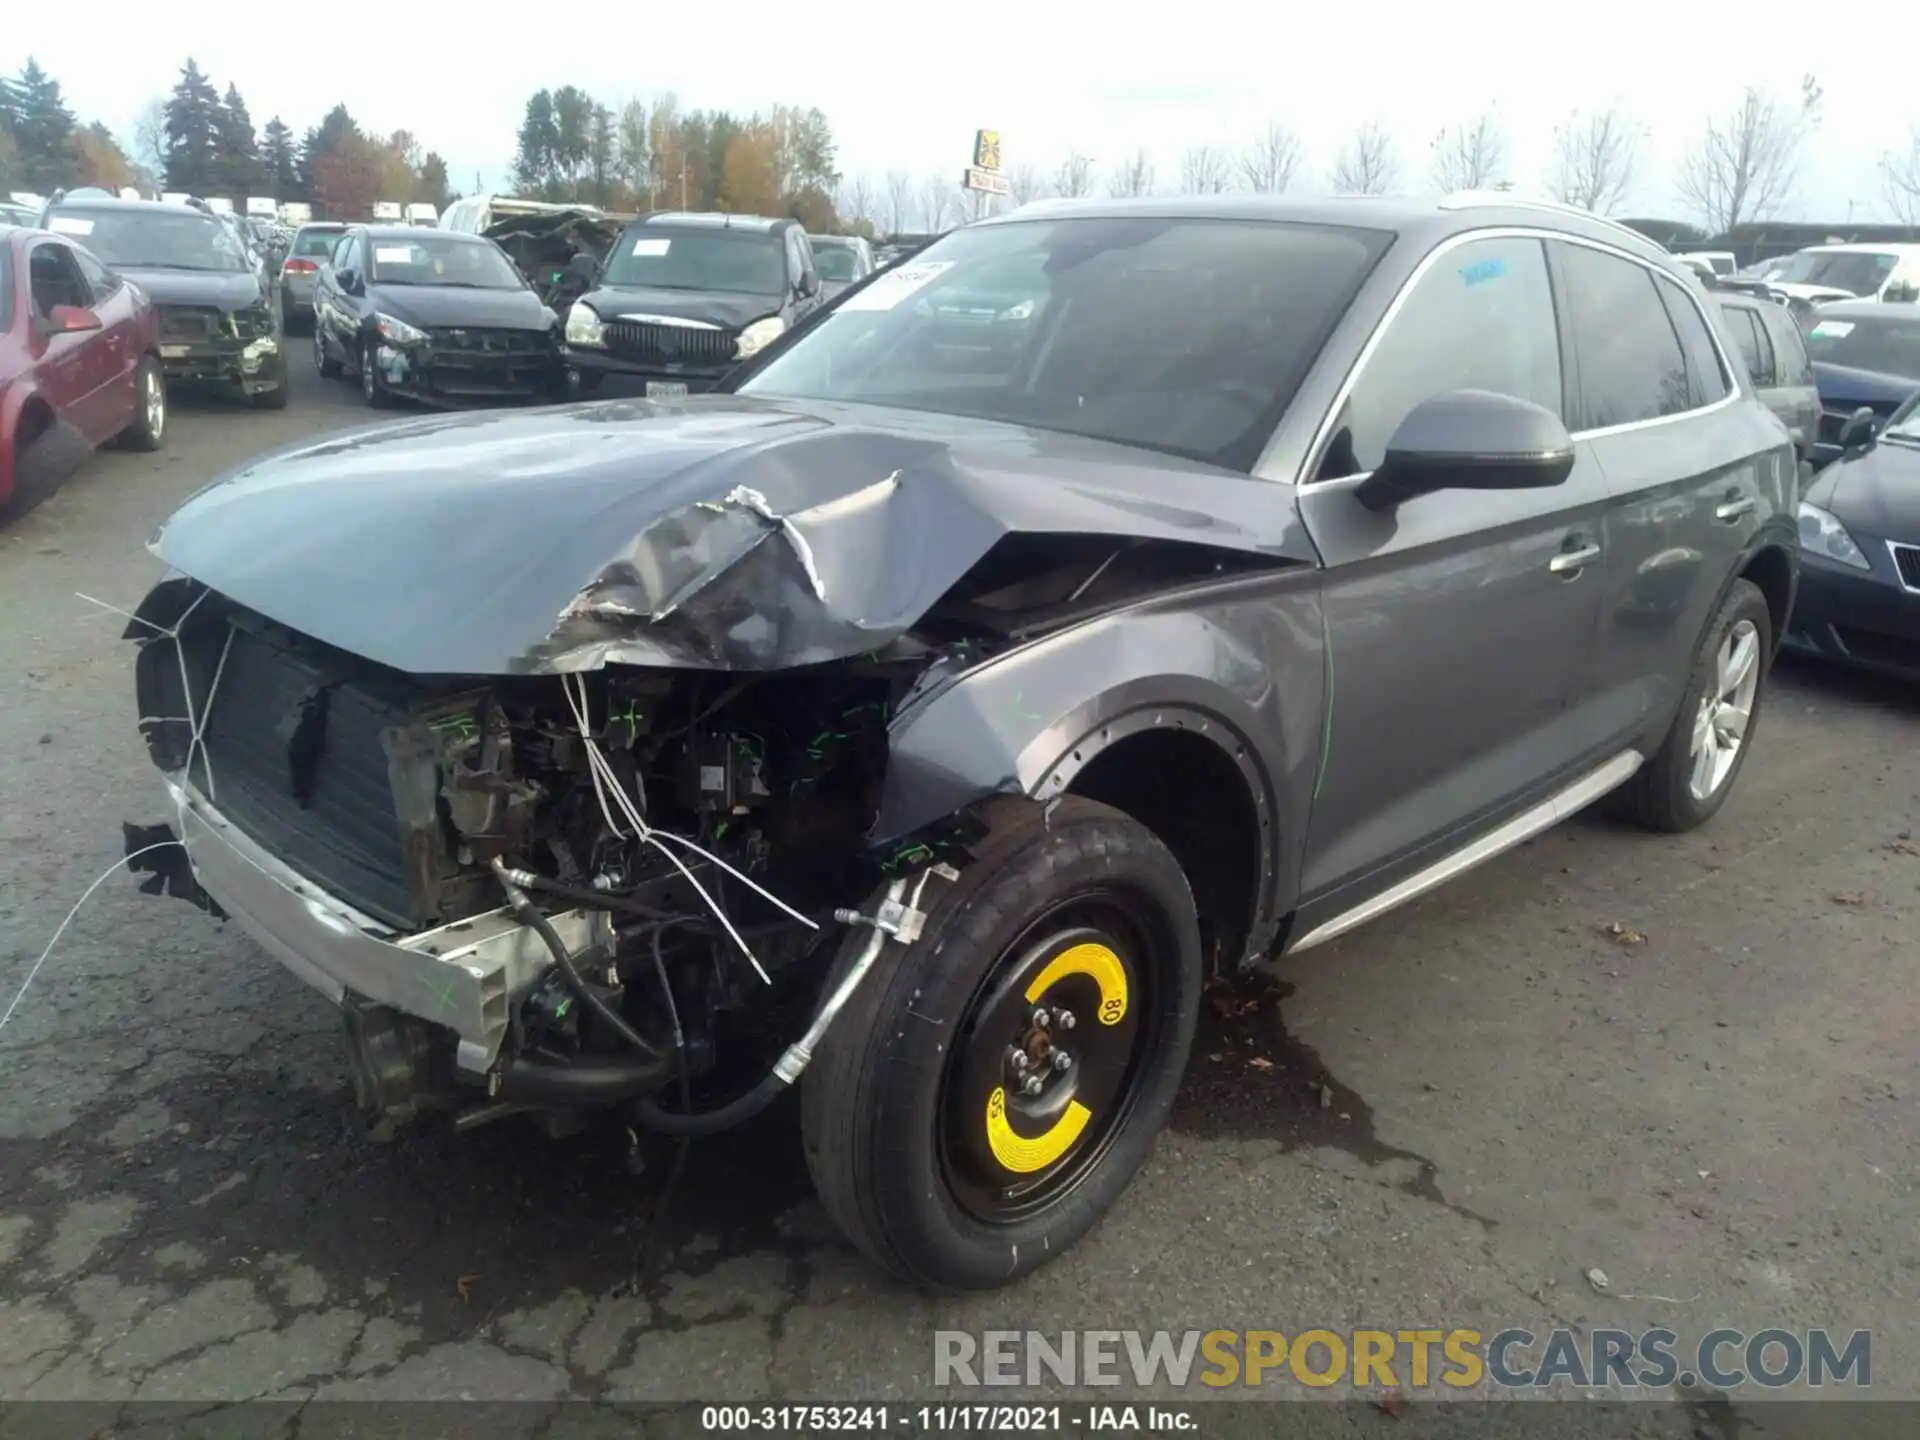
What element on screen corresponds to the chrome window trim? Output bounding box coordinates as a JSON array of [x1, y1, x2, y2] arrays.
[[1296, 226, 1744, 490]]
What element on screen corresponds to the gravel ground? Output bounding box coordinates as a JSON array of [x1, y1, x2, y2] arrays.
[[0, 359, 1915, 1435]]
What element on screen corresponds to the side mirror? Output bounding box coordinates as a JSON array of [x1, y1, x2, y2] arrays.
[[797, 270, 820, 298], [38, 303, 102, 336], [1884, 279, 1920, 304], [1355, 389, 1576, 512], [1837, 406, 1880, 455], [336, 268, 359, 293], [568, 252, 600, 284]]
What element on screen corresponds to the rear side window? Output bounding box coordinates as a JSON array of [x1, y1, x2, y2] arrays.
[[1320, 235, 1563, 479], [1554, 243, 1691, 430], [1658, 279, 1731, 406], [1763, 308, 1814, 385], [1721, 304, 1764, 381]]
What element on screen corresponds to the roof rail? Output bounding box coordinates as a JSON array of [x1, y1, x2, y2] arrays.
[[1437, 191, 1670, 253]]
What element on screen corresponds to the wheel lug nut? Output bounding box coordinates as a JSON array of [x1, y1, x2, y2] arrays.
[[1052, 1051, 1072, 1072], [1010, 1050, 1030, 1072], [1057, 1011, 1076, 1031], [1022, 1075, 1044, 1096], [1032, 1008, 1050, 1028]]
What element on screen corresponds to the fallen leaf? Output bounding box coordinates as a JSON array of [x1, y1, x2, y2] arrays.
[[1373, 1391, 1410, 1419], [456, 1273, 480, 1303], [1888, 841, 1919, 857], [1586, 1267, 1612, 1292], [1236, 998, 1262, 1015], [1831, 891, 1866, 907], [1207, 991, 1237, 1019], [1318, 1082, 1333, 1109], [1207, 1053, 1224, 1064], [1248, 1056, 1274, 1071], [1602, 922, 1647, 946]]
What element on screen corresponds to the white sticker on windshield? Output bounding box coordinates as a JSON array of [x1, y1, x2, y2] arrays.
[[374, 245, 415, 264], [50, 216, 94, 236], [1809, 320, 1855, 339], [838, 260, 954, 311], [631, 237, 672, 257]]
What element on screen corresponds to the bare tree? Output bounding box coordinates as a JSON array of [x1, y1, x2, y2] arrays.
[[1879, 126, 1920, 233], [1178, 144, 1232, 194], [1051, 152, 1094, 198], [1239, 121, 1303, 193], [838, 173, 875, 230], [919, 171, 956, 231], [1674, 77, 1823, 232], [883, 168, 913, 235], [133, 98, 169, 187], [1545, 108, 1642, 214], [1107, 149, 1156, 198], [1430, 113, 1506, 192], [1330, 122, 1400, 194], [1007, 162, 1047, 205]]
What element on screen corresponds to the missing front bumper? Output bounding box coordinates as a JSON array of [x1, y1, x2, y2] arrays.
[[162, 777, 611, 1074]]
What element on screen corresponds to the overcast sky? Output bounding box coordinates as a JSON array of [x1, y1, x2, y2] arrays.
[[15, 4, 1913, 224]]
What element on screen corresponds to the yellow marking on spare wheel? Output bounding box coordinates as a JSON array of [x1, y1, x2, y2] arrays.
[[986, 1087, 1091, 1173], [1023, 942, 1129, 1025]]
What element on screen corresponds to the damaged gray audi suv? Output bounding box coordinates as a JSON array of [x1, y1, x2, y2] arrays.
[[125, 194, 1798, 1292]]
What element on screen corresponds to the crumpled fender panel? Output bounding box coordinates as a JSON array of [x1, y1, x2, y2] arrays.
[[873, 576, 1326, 933], [144, 395, 1317, 676]]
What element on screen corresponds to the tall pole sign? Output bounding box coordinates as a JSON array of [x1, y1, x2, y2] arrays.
[[963, 129, 1009, 221]]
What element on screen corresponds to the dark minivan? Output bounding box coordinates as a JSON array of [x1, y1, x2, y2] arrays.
[[561, 212, 825, 398]]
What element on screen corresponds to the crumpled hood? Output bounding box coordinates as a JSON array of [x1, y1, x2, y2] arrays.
[[121, 268, 265, 312], [147, 394, 1294, 675]]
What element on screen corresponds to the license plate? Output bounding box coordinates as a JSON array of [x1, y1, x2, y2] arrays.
[[646, 381, 689, 399], [161, 344, 190, 358]]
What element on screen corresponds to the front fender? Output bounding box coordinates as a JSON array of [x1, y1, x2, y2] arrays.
[[873, 575, 1326, 921]]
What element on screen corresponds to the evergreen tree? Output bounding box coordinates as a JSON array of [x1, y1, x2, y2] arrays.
[[416, 152, 452, 209], [261, 117, 297, 195], [162, 58, 221, 193], [297, 106, 362, 197], [513, 90, 558, 193], [13, 59, 78, 190], [213, 82, 262, 196]]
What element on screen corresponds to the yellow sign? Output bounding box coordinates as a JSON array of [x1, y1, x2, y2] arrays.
[[973, 130, 1002, 173]]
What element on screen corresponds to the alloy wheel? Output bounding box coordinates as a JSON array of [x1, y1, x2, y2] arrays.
[[144, 368, 165, 442], [1688, 618, 1760, 801]]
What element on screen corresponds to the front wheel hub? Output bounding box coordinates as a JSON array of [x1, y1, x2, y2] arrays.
[[942, 918, 1150, 1223]]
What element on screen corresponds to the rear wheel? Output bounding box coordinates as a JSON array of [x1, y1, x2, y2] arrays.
[[118, 357, 167, 452], [1606, 578, 1772, 832], [802, 797, 1201, 1292]]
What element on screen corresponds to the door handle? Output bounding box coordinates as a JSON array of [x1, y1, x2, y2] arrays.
[[1715, 496, 1756, 522], [1549, 543, 1603, 574]]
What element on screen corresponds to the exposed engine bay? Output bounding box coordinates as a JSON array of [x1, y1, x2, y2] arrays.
[[124, 521, 1266, 1138]]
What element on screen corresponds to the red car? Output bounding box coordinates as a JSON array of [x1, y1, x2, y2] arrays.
[[0, 223, 166, 517]]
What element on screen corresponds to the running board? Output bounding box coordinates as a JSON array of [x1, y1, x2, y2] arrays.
[[1285, 750, 1644, 955]]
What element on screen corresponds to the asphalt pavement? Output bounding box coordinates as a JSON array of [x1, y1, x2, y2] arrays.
[[0, 357, 1915, 1435]]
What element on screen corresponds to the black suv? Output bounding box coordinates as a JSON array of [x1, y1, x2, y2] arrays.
[[561, 212, 825, 398], [38, 195, 288, 409]]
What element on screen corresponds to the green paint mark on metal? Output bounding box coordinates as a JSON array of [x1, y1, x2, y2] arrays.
[[428, 972, 462, 1015], [429, 715, 478, 740], [612, 702, 645, 745]]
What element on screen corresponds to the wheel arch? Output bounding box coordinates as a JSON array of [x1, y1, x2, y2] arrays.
[[1737, 535, 1797, 653], [874, 601, 1323, 968]]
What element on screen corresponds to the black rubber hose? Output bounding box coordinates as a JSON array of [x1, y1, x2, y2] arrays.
[[629, 1071, 788, 1136], [492, 859, 663, 1061], [514, 872, 681, 922], [495, 1056, 670, 1105]]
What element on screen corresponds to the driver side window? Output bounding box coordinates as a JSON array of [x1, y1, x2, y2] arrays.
[[28, 242, 93, 318], [1318, 236, 1563, 482]]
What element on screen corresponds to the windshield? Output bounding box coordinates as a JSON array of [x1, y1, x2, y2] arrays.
[[293, 228, 344, 258], [366, 235, 524, 289], [739, 216, 1391, 470], [45, 207, 249, 272], [1771, 250, 1899, 296], [601, 227, 787, 295], [814, 244, 862, 282], [1804, 315, 1920, 380]]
